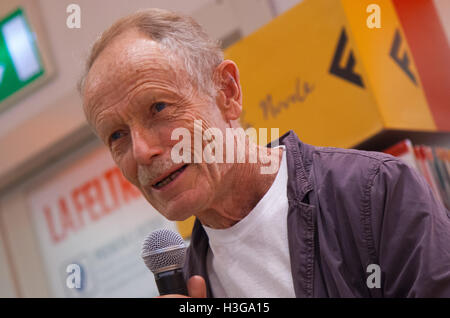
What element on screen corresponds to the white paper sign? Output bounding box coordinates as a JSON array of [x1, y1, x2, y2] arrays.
[[27, 146, 177, 297]]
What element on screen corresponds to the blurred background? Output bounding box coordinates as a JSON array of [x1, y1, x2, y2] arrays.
[[0, 0, 448, 297]]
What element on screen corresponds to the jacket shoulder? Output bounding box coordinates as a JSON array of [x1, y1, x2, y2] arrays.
[[313, 145, 398, 164], [309, 145, 403, 186]]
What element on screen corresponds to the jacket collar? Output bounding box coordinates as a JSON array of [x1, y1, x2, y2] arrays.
[[275, 130, 314, 203]]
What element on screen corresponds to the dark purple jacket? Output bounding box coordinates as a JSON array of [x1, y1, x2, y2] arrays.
[[183, 130, 450, 297]]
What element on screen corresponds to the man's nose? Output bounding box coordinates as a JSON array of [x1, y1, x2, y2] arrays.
[[131, 129, 163, 165]]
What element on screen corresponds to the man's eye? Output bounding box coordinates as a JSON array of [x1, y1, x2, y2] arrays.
[[109, 131, 124, 144], [152, 102, 167, 113]]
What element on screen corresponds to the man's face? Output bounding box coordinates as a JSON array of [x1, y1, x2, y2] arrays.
[[83, 29, 230, 221]]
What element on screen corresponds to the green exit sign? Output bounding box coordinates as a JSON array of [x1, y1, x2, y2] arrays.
[[0, 8, 44, 104]]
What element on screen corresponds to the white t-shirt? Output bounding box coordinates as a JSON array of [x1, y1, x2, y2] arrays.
[[203, 146, 295, 297]]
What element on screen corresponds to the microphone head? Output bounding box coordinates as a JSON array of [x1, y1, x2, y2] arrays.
[[141, 228, 187, 274]]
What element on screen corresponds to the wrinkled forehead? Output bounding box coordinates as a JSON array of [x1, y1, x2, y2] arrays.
[[82, 29, 187, 121]]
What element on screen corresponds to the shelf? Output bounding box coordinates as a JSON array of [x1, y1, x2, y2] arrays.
[[354, 130, 450, 152]]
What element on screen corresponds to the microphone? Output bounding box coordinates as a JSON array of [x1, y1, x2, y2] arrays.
[[141, 228, 188, 296]]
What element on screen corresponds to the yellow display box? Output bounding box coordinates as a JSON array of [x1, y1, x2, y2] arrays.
[[224, 0, 449, 148]]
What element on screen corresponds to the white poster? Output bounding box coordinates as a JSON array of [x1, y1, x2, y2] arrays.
[[27, 146, 177, 297]]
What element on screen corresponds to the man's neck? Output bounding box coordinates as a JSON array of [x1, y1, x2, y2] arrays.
[[197, 145, 283, 229]]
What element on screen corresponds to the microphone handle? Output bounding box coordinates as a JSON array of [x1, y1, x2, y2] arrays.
[[155, 268, 188, 296]]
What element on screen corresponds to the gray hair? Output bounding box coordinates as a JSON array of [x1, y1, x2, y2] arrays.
[[78, 8, 224, 98]]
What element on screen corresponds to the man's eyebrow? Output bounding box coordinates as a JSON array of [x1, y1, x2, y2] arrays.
[[93, 110, 122, 140], [130, 91, 157, 107], [129, 85, 181, 106]]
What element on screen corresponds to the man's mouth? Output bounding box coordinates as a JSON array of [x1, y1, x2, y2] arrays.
[[152, 164, 188, 190]]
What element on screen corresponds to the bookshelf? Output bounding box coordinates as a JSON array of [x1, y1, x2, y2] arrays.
[[355, 130, 450, 152]]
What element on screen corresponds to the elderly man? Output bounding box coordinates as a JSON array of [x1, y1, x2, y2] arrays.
[[80, 9, 450, 298]]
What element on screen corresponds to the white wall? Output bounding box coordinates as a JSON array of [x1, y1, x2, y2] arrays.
[[0, 216, 18, 297], [434, 0, 450, 45], [0, 190, 52, 297]]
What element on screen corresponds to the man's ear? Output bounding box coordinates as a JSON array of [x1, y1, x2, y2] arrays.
[[214, 60, 242, 121]]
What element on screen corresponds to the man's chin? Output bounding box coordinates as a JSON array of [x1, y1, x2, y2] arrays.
[[154, 195, 201, 221], [163, 211, 192, 222], [144, 183, 210, 222], [160, 204, 196, 222]]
